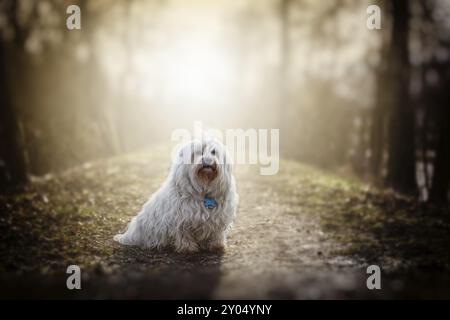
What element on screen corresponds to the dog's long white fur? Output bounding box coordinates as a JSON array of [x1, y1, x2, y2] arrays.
[[114, 138, 238, 252]]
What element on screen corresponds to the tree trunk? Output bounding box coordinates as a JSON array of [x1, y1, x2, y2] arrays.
[[429, 100, 450, 203], [0, 43, 28, 187], [369, 0, 389, 181], [370, 62, 388, 180], [386, 0, 416, 193]]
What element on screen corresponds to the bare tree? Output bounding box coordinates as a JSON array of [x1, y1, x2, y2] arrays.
[[385, 0, 416, 193]]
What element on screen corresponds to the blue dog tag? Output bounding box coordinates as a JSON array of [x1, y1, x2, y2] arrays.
[[204, 196, 218, 209]]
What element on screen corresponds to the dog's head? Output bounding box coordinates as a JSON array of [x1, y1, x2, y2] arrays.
[[172, 138, 233, 195]]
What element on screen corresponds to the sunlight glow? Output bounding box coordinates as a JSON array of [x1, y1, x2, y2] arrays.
[[161, 40, 234, 102]]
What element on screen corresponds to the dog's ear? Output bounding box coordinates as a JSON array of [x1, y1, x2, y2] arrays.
[[177, 140, 202, 165], [174, 142, 190, 165], [220, 145, 234, 174], [225, 155, 233, 174], [178, 143, 190, 165]]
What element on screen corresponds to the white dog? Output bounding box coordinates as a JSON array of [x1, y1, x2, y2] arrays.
[[114, 138, 238, 252]]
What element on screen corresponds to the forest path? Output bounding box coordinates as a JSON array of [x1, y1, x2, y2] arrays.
[[1, 145, 450, 298]]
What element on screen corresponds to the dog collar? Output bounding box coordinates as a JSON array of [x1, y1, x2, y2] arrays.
[[204, 196, 218, 210]]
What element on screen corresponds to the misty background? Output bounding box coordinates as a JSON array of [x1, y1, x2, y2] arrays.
[[1, 0, 449, 203]]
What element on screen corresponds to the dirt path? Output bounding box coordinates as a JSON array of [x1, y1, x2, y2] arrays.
[[1, 145, 450, 299]]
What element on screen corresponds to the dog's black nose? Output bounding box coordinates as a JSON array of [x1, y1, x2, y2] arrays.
[[202, 159, 212, 167], [202, 158, 216, 169]]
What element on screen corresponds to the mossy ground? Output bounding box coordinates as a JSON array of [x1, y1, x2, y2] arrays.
[[1, 145, 449, 299]]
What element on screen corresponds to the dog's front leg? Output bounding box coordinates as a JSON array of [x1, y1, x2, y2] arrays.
[[206, 231, 227, 252], [174, 232, 199, 253]]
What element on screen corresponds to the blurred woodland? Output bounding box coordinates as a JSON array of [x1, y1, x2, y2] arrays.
[[0, 0, 449, 204]]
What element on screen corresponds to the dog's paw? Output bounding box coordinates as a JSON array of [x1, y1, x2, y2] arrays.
[[175, 242, 200, 253], [207, 241, 226, 252]]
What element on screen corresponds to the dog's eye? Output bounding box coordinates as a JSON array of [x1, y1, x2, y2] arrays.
[[211, 149, 216, 156]]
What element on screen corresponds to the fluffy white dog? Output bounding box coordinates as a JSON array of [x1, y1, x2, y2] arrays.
[[114, 138, 238, 252]]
